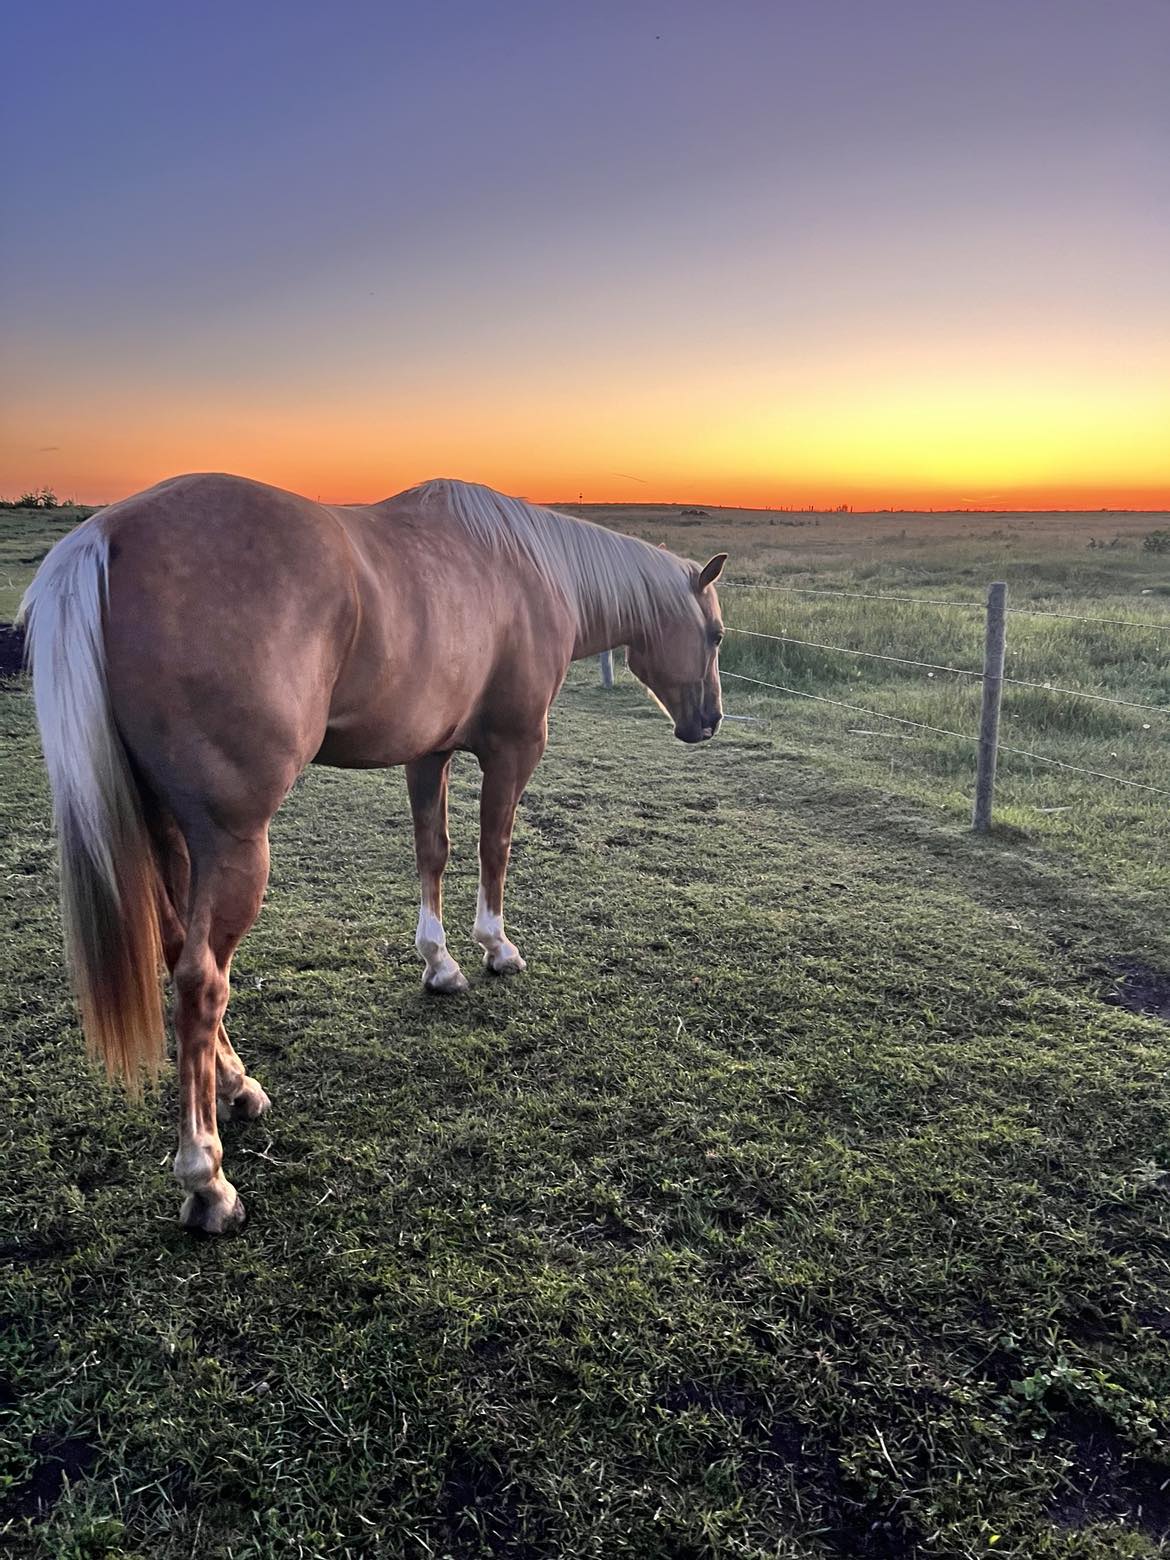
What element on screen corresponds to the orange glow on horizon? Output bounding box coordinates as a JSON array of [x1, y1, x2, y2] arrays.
[[5, 427, 1166, 515], [5, 333, 1168, 514], [6, 464, 1168, 515]]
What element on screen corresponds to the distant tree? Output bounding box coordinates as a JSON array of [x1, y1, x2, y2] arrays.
[[18, 487, 59, 509], [1142, 529, 1170, 554]]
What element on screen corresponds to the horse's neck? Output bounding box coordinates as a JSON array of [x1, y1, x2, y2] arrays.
[[572, 612, 625, 660], [569, 529, 681, 659]]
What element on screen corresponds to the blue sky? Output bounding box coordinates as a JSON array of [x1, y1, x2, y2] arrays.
[[4, 0, 1168, 505]]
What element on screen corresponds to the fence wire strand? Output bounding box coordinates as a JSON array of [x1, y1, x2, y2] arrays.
[[722, 581, 1170, 633], [720, 670, 1170, 797], [724, 627, 1170, 717], [723, 582, 986, 610], [726, 627, 981, 679]]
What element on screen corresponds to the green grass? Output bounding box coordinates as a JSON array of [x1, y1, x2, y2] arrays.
[[577, 501, 1170, 912], [718, 584, 1170, 912], [0, 507, 94, 621], [2, 505, 1170, 1558]]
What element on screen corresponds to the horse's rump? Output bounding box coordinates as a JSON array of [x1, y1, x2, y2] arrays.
[[101, 475, 358, 825]]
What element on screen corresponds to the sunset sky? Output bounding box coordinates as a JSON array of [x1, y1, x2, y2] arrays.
[[3, 1, 1168, 510]]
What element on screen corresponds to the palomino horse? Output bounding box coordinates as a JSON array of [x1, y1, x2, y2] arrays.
[[21, 474, 726, 1233]]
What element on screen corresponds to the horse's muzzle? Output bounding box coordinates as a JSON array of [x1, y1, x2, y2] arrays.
[[675, 713, 722, 743]]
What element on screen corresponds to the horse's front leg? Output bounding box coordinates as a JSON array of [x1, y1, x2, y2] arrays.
[[405, 751, 468, 993], [474, 731, 546, 974]]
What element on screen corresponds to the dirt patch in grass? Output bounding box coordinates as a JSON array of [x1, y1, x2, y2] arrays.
[[0, 622, 25, 678], [1048, 1410, 1170, 1539], [655, 1382, 925, 1558], [0, 1235, 77, 1266], [752, 1424, 925, 1559], [436, 1446, 551, 1558], [1103, 959, 1170, 1022], [575, 1208, 643, 1246], [0, 1433, 100, 1522]]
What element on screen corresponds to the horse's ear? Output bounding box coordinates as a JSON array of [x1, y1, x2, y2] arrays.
[[694, 554, 727, 591]]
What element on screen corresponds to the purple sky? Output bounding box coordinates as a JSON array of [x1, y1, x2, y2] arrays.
[[3, 0, 1168, 505]]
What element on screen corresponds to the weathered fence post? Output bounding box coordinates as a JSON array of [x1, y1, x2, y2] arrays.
[[972, 581, 1007, 833], [599, 649, 614, 688]]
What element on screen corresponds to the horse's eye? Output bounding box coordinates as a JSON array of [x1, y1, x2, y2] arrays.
[[710, 629, 724, 646]]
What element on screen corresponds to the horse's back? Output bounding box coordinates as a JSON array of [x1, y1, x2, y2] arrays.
[[102, 471, 350, 577]]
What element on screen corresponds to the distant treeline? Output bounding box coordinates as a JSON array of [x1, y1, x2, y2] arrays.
[[0, 488, 96, 517]]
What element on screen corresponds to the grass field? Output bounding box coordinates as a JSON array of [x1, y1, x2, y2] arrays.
[[2, 501, 1170, 1559], [567, 503, 1170, 916]]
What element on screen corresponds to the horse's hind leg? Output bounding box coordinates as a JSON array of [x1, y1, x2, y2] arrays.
[[172, 827, 270, 1234], [213, 1028, 270, 1120], [406, 751, 468, 993], [154, 817, 270, 1121]]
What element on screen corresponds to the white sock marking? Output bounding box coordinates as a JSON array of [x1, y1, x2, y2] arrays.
[[416, 902, 464, 987], [473, 883, 525, 970]]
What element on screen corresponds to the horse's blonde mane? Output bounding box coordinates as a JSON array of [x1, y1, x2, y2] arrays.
[[409, 479, 698, 640]]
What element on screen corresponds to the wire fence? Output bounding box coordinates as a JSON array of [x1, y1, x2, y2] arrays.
[[600, 577, 1170, 827], [719, 670, 1170, 798], [717, 580, 1169, 824], [724, 627, 1170, 718], [720, 580, 1170, 634]]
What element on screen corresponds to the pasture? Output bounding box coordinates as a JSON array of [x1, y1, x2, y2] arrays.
[[3, 500, 1170, 1559]]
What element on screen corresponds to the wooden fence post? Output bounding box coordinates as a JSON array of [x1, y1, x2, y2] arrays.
[[972, 581, 1007, 833], [599, 650, 614, 688]]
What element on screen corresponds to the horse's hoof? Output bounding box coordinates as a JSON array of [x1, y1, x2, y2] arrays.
[[224, 1077, 271, 1121], [485, 949, 527, 975], [179, 1181, 246, 1236], [423, 965, 469, 994]]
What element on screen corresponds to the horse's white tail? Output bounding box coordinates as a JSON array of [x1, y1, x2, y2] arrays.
[[19, 521, 165, 1091]]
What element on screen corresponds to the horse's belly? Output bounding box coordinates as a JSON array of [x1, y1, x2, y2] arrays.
[[312, 702, 470, 768]]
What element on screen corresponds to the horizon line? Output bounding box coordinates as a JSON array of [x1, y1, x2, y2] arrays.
[[13, 497, 1170, 518]]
